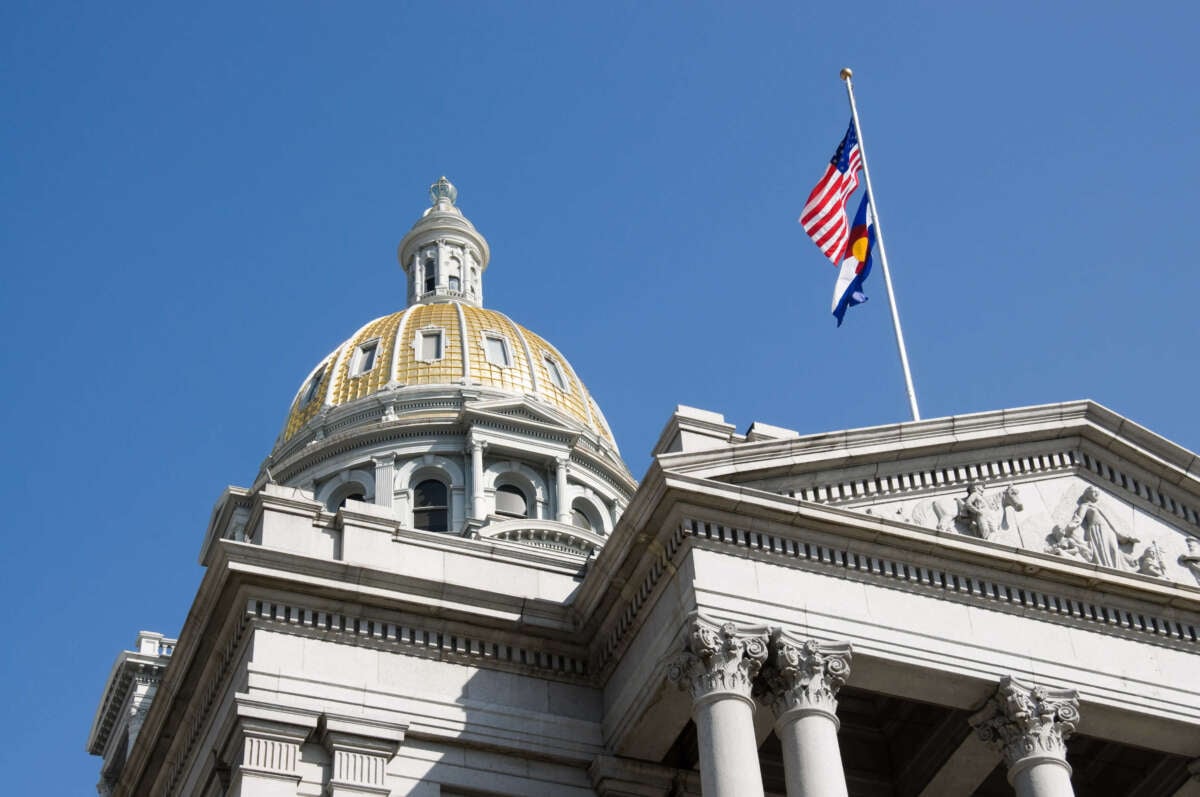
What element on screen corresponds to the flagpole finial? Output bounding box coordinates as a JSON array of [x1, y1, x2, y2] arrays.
[[840, 67, 853, 81]]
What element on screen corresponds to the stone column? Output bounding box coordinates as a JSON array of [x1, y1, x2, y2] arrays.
[[319, 714, 408, 797], [555, 456, 571, 523], [469, 436, 486, 520], [757, 631, 852, 797], [969, 676, 1080, 797], [666, 614, 769, 797], [372, 455, 394, 508]]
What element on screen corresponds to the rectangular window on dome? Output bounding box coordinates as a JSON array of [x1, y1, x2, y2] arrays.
[[544, 356, 569, 391], [418, 330, 443, 362], [483, 334, 511, 367], [353, 340, 379, 375], [302, 366, 326, 405]]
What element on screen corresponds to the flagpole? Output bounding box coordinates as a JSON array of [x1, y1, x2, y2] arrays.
[[840, 67, 921, 421]]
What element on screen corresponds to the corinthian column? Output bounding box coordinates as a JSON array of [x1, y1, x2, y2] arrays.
[[757, 631, 852, 797], [969, 676, 1080, 797], [666, 614, 769, 797]]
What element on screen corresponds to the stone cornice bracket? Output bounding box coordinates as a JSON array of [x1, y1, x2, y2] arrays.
[[756, 629, 852, 724], [665, 614, 769, 707], [969, 676, 1080, 781]]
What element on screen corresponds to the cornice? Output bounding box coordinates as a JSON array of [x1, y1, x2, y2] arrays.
[[86, 654, 170, 755], [581, 473, 1200, 687], [658, 401, 1200, 499], [262, 389, 634, 494]]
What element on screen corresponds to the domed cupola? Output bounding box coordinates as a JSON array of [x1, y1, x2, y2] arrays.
[[260, 179, 635, 557], [397, 177, 490, 307]]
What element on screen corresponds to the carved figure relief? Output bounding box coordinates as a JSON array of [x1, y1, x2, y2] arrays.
[[862, 475, 1187, 582], [910, 482, 1023, 541], [1045, 487, 1140, 571], [1137, 542, 1167, 578], [1180, 537, 1200, 585]]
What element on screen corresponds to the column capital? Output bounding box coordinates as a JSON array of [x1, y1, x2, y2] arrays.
[[318, 713, 408, 796], [969, 676, 1080, 777], [756, 630, 852, 723], [666, 614, 769, 704]]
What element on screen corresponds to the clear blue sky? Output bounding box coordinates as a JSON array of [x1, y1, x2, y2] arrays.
[[3, 2, 1198, 791]]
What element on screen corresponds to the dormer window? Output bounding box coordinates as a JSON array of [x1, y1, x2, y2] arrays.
[[414, 328, 444, 362], [544, 356, 569, 391], [301, 366, 326, 406], [351, 340, 380, 376], [483, 333, 511, 368]]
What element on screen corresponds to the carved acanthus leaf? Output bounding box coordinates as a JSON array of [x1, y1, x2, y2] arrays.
[[666, 616, 768, 700], [969, 676, 1080, 769], [756, 630, 852, 717]]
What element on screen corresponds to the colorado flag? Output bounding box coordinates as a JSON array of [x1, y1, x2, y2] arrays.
[[832, 192, 874, 326]]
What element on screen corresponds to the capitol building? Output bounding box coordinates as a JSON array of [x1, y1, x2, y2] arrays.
[[89, 179, 1200, 797]]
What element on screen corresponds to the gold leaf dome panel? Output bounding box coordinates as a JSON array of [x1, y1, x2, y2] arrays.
[[282, 303, 616, 446]]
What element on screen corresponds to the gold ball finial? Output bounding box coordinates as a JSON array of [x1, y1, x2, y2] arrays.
[[840, 67, 853, 81]]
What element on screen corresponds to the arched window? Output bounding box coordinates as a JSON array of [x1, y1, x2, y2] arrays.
[[571, 499, 602, 534], [448, 275, 460, 292], [414, 479, 448, 532], [495, 484, 529, 519], [571, 507, 592, 531], [336, 492, 365, 510], [424, 257, 437, 293]]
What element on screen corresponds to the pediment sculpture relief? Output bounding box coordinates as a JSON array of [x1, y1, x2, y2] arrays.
[[1180, 537, 1200, 585], [1042, 486, 1167, 578], [909, 482, 1024, 541], [873, 481, 1185, 582]]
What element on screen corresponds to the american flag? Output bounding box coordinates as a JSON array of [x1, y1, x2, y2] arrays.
[[800, 120, 863, 265]]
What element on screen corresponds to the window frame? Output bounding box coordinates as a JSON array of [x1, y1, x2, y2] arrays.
[[544, 355, 570, 391], [350, 338, 382, 377], [481, 332, 512, 368], [412, 478, 449, 532], [301, 366, 327, 406], [412, 327, 446, 363], [494, 483, 530, 519]]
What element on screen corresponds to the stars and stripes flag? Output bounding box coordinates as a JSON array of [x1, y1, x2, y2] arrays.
[[832, 192, 874, 326], [799, 119, 862, 264]]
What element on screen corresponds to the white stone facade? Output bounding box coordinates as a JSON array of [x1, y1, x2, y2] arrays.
[[90, 183, 1200, 797]]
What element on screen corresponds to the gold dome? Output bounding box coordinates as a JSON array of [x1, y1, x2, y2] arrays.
[[282, 302, 616, 446]]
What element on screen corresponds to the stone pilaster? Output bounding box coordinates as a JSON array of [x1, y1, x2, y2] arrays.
[[221, 699, 319, 797], [555, 456, 571, 523], [970, 676, 1080, 797], [757, 630, 853, 797], [468, 435, 486, 520], [319, 714, 407, 797], [666, 614, 768, 797], [372, 455, 395, 508], [226, 718, 310, 796]]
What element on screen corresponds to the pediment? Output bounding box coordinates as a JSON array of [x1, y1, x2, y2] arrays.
[[667, 402, 1200, 589], [464, 395, 582, 434], [854, 473, 1198, 585]]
